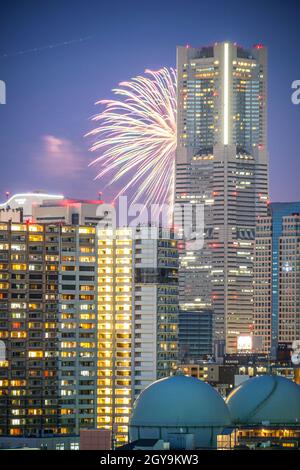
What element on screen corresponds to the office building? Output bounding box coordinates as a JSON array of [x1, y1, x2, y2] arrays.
[[254, 202, 300, 356], [175, 42, 269, 354], [179, 310, 213, 361]]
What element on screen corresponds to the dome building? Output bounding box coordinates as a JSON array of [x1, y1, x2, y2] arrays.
[[129, 375, 231, 449], [226, 375, 300, 449]]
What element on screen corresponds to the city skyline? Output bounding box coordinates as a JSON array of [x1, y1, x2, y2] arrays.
[[1, 0, 300, 454], [1, 0, 300, 204]]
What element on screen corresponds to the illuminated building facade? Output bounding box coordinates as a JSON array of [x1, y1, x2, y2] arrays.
[[254, 202, 300, 356], [0, 222, 99, 437], [0, 222, 179, 442], [133, 227, 178, 398], [97, 228, 133, 445], [97, 227, 178, 445], [58, 225, 98, 434], [0, 222, 60, 437], [175, 42, 269, 354]]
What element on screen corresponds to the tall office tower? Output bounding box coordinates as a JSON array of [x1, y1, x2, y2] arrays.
[[0, 222, 99, 438], [175, 42, 269, 354], [97, 227, 178, 445], [254, 203, 300, 357]]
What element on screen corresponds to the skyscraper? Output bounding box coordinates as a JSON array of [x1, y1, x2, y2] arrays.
[[254, 203, 300, 357], [175, 42, 269, 354]]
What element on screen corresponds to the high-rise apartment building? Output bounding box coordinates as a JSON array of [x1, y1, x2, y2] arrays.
[[0, 223, 97, 436], [97, 227, 133, 446], [254, 203, 300, 357], [0, 222, 99, 437], [133, 227, 178, 397], [0, 222, 60, 437], [0, 223, 179, 444], [58, 225, 98, 434], [175, 42, 269, 354], [97, 227, 178, 445]]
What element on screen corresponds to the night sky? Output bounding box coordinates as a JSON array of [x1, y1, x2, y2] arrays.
[[0, 0, 300, 204]]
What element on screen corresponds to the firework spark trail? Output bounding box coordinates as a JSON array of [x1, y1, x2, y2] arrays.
[[87, 68, 177, 213]]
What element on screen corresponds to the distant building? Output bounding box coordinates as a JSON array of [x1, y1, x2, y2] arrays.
[[179, 354, 300, 397], [0, 192, 111, 227], [0, 192, 64, 220], [179, 310, 213, 361], [32, 198, 110, 226], [254, 202, 300, 356]]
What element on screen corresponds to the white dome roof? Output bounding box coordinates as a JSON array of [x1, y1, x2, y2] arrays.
[[130, 375, 231, 428], [226, 375, 300, 425]]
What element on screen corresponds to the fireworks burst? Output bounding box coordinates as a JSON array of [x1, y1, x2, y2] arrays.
[[87, 67, 177, 211]]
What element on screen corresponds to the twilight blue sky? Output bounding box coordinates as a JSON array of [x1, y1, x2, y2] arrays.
[[0, 0, 300, 203]]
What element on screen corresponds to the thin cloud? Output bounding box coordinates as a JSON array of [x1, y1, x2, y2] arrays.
[[39, 134, 84, 179]]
